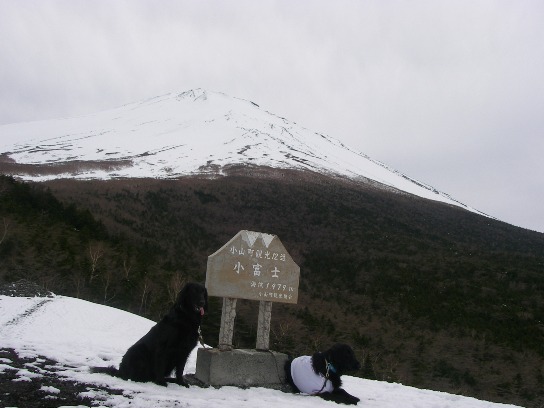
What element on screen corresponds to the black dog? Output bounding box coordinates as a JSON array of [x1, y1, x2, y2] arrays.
[[92, 282, 208, 386], [284, 343, 361, 405]]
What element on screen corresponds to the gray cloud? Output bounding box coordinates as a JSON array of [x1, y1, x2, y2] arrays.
[[1, 0, 543, 232]]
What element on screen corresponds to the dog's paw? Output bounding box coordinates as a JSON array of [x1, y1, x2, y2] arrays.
[[323, 389, 360, 405], [345, 394, 360, 405], [346, 392, 361, 404], [176, 378, 190, 388]]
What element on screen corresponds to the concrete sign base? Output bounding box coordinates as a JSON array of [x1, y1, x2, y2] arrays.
[[195, 348, 289, 390]]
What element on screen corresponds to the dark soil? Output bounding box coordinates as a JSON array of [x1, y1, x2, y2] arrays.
[[0, 280, 54, 298], [0, 280, 108, 407], [0, 348, 124, 408]]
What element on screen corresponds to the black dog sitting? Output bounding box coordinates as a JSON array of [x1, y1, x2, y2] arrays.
[[284, 343, 361, 405], [92, 282, 208, 386]]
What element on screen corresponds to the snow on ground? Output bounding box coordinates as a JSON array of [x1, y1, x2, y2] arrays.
[[0, 295, 521, 408]]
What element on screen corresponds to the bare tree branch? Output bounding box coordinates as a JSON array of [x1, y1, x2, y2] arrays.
[[167, 272, 186, 304], [88, 242, 104, 282], [0, 217, 9, 245], [122, 258, 132, 280], [139, 278, 152, 315], [101, 268, 115, 304]]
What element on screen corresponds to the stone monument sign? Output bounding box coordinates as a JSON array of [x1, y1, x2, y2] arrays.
[[206, 230, 299, 351], [196, 230, 299, 388], [206, 230, 300, 304]]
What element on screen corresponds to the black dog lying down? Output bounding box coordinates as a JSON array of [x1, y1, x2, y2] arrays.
[[284, 343, 361, 405], [92, 282, 208, 386]]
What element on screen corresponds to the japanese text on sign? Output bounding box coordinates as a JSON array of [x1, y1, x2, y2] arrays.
[[206, 230, 300, 304]]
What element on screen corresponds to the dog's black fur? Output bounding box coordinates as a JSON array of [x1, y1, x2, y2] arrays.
[[284, 343, 361, 405], [92, 282, 208, 386]]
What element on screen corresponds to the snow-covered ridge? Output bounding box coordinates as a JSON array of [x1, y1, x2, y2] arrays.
[[0, 294, 521, 408], [0, 88, 485, 215]]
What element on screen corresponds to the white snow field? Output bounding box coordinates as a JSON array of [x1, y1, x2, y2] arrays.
[[0, 294, 520, 408]]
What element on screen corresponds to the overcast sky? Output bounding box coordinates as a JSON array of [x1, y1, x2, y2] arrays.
[[1, 0, 543, 233]]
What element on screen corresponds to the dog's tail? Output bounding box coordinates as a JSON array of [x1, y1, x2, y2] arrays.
[[284, 357, 301, 393], [90, 366, 120, 377]]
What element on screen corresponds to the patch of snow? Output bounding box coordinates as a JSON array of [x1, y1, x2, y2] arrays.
[[40, 385, 61, 394]]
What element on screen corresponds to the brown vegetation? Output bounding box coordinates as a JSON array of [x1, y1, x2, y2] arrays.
[[0, 157, 133, 177]]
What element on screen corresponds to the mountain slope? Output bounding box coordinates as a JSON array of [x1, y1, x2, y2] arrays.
[[0, 88, 485, 215], [2, 90, 543, 407], [2, 173, 542, 406], [0, 292, 522, 408]]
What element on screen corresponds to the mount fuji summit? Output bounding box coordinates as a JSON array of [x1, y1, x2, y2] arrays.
[[0, 88, 484, 216]]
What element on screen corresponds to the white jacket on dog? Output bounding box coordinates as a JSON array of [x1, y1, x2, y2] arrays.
[[290, 355, 333, 394]]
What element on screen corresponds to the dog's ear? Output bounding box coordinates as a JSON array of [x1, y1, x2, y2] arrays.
[[311, 350, 327, 375], [175, 283, 191, 311], [183, 283, 198, 311]]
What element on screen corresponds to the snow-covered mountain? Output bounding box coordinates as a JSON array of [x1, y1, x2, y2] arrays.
[[0, 88, 485, 215], [0, 293, 521, 408]]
